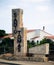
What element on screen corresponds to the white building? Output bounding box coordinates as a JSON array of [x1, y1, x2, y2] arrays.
[[27, 29, 54, 42]]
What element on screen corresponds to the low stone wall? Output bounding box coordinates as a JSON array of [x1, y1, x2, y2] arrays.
[[29, 43, 49, 61], [29, 43, 49, 55]]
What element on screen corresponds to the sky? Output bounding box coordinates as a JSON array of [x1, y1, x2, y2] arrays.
[[0, 0, 54, 35]]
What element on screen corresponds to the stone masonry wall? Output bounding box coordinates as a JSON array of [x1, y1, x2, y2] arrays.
[[29, 43, 49, 55]]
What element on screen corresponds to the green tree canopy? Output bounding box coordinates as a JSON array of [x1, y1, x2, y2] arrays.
[[40, 38, 54, 44], [31, 40, 36, 47], [0, 38, 14, 54], [27, 40, 36, 48], [0, 29, 14, 54], [0, 30, 6, 37]]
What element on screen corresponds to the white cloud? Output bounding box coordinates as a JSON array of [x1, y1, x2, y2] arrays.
[[36, 6, 49, 11], [21, 0, 50, 2]]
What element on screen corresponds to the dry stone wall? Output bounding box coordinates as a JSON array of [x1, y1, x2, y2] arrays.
[[29, 43, 49, 55]]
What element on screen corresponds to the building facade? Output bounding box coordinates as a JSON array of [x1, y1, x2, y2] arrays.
[[27, 29, 54, 42]]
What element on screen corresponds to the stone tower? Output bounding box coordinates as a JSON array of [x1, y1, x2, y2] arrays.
[[12, 9, 27, 56]]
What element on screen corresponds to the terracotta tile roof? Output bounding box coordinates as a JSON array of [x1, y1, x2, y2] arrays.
[[0, 34, 13, 39], [45, 36, 54, 39], [31, 36, 39, 40], [27, 29, 36, 33], [3, 34, 13, 38]]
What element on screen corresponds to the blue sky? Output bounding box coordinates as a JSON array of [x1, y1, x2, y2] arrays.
[[0, 0, 54, 35]]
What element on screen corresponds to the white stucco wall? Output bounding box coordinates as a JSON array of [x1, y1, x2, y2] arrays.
[[27, 29, 40, 40], [27, 29, 52, 42], [34, 30, 52, 41]]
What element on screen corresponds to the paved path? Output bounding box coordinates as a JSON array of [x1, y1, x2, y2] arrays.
[[0, 59, 54, 65]]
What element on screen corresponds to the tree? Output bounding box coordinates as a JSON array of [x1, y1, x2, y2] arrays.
[[0, 38, 14, 54], [40, 38, 54, 45], [40, 38, 47, 44], [0, 30, 6, 37], [27, 40, 31, 48], [31, 40, 36, 47], [0, 29, 14, 54], [27, 40, 36, 48]]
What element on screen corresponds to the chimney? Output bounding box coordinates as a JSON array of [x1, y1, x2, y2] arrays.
[[43, 26, 45, 30]]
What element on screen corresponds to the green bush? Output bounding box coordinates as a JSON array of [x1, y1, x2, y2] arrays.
[[0, 29, 14, 54], [0, 38, 14, 54], [40, 38, 54, 45], [27, 40, 36, 48], [0, 30, 6, 37]]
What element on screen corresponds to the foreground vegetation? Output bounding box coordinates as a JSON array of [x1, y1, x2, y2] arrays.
[[0, 30, 14, 54]]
